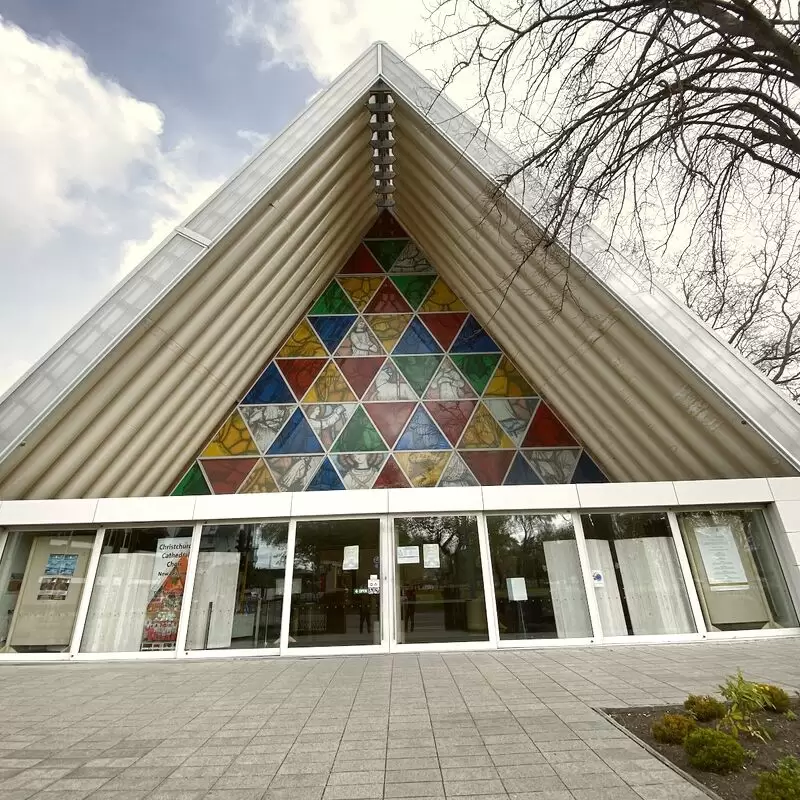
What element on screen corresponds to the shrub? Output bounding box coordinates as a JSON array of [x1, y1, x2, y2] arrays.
[[651, 713, 696, 744], [758, 684, 791, 714], [684, 728, 745, 773], [684, 694, 726, 722], [754, 756, 800, 800], [718, 670, 770, 740]]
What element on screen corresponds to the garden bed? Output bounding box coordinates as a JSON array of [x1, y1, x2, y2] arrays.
[[609, 699, 800, 800]]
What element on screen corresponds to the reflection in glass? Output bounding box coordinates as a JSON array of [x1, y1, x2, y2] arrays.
[[0, 530, 95, 653], [677, 509, 798, 631], [289, 519, 381, 647], [81, 527, 193, 653], [186, 522, 289, 650], [580, 513, 695, 636], [487, 514, 592, 639], [394, 516, 488, 644]]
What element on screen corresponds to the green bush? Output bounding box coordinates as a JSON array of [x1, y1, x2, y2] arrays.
[[718, 670, 770, 740], [684, 694, 726, 722], [754, 756, 800, 800], [651, 713, 696, 744], [758, 684, 791, 714], [684, 728, 745, 773]]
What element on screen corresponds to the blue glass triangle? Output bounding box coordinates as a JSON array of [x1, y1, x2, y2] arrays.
[[395, 405, 450, 450], [307, 457, 345, 491], [504, 453, 544, 486], [393, 317, 443, 355], [309, 315, 357, 354], [243, 363, 294, 405], [450, 315, 500, 353], [267, 408, 323, 454], [571, 451, 608, 483]]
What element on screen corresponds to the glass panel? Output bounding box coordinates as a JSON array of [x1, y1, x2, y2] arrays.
[[0, 530, 95, 653], [394, 515, 488, 644], [487, 514, 592, 640], [677, 509, 799, 631], [580, 512, 695, 636], [80, 526, 193, 653], [289, 519, 381, 648], [186, 522, 289, 651]]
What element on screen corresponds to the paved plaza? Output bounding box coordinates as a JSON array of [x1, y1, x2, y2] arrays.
[[1, 639, 799, 800]]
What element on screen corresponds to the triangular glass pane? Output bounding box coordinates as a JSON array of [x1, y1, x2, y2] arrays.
[[303, 403, 357, 449], [363, 402, 417, 447], [460, 451, 514, 486], [424, 400, 477, 446], [450, 353, 501, 395], [303, 361, 357, 403], [393, 355, 442, 396], [459, 403, 515, 449], [242, 362, 294, 405], [238, 459, 279, 493], [308, 315, 357, 353], [331, 453, 389, 490], [277, 319, 328, 357], [338, 243, 384, 274], [395, 405, 451, 451], [395, 451, 451, 488], [331, 406, 386, 452], [485, 356, 536, 397], [392, 317, 443, 355], [202, 411, 260, 457], [523, 448, 581, 484], [365, 313, 412, 351], [309, 280, 357, 315], [365, 239, 409, 270], [438, 452, 478, 487], [307, 458, 346, 491], [171, 463, 211, 496], [266, 456, 323, 492], [364, 210, 408, 239], [240, 405, 295, 453], [276, 358, 327, 399], [484, 398, 540, 446], [364, 279, 413, 313], [389, 275, 437, 309], [424, 357, 477, 400], [267, 408, 324, 454], [337, 276, 384, 311], [522, 403, 578, 447], [373, 456, 411, 488], [362, 360, 418, 401], [419, 278, 467, 312], [334, 318, 385, 357], [201, 458, 258, 494], [335, 356, 386, 398], [571, 451, 608, 483], [505, 453, 544, 486], [450, 315, 500, 353], [389, 242, 436, 274], [419, 312, 467, 350]]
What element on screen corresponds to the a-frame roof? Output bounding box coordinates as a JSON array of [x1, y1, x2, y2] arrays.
[[1, 42, 799, 499]]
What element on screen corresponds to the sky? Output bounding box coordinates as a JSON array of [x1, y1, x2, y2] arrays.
[[0, 0, 437, 395]]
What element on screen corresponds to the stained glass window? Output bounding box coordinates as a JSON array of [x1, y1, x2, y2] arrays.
[[172, 212, 608, 494]]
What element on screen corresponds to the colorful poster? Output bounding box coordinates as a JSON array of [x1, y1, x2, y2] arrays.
[[141, 537, 191, 648], [44, 554, 78, 576]]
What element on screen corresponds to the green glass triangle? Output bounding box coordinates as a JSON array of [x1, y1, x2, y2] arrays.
[[365, 239, 409, 270], [172, 463, 211, 496], [394, 355, 443, 396], [310, 281, 357, 315], [451, 353, 502, 394], [390, 275, 437, 310], [331, 406, 387, 452]]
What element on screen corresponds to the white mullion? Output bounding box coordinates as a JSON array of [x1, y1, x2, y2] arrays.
[[176, 521, 204, 655], [380, 514, 392, 652], [0, 529, 7, 564], [279, 519, 297, 655], [571, 511, 603, 642], [69, 528, 105, 657], [667, 510, 708, 636], [476, 512, 500, 647]]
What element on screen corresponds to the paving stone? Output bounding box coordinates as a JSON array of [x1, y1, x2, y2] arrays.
[[384, 781, 445, 797]]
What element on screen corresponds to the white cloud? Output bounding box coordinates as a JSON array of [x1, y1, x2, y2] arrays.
[[236, 129, 271, 150]]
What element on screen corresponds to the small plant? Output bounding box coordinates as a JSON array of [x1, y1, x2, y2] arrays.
[[786, 709, 798, 721], [758, 684, 791, 713], [684, 728, 746, 773], [718, 670, 770, 740], [652, 712, 696, 744], [754, 756, 800, 800], [684, 694, 726, 722]]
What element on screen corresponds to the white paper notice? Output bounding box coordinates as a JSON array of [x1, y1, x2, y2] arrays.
[[592, 570, 605, 589], [397, 546, 420, 565], [342, 545, 359, 571], [423, 544, 440, 569], [695, 526, 747, 585], [507, 577, 528, 602], [367, 575, 380, 594]]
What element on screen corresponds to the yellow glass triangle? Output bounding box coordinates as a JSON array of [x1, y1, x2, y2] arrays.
[[459, 402, 514, 449], [419, 278, 467, 312], [303, 361, 357, 403], [337, 276, 383, 311], [485, 356, 536, 397], [395, 451, 451, 488], [365, 313, 412, 352], [238, 460, 278, 493], [202, 411, 260, 457], [277, 319, 327, 357]]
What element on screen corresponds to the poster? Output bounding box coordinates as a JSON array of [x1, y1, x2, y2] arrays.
[[507, 577, 528, 602], [343, 545, 359, 571], [695, 526, 747, 585], [397, 546, 420, 565], [141, 537, 191, 648], [37, 576, 70, 601], [44, 554, 78, 576], [422, 544, 440, 569], [592, 570, 605, 588], [368, 576, 380, 594]]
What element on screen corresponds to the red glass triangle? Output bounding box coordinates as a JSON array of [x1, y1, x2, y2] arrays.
[[460, 451, 514, 486], [522, 402, 578, 447], [373, 455, 411, 488], [338, 243, 384, 274], [365, 210, 408, 239], [201, 458, 258, 494], [335, 357, 386, 398], [364, 402, 417, 447], [419, 313, 467, 351], [425, 400, 477, 446], [276, 358, 327, 399], [365, 279, 413, 313]]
